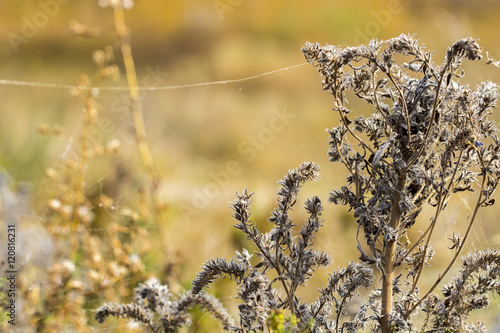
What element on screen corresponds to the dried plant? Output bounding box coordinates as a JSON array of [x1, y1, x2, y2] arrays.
[[97, 35, 500, 332], [301, 34, 500, 332], [6, 23, 151, 333], [15, 48, 150, 332], [96, 277, 235, 332], [97, 162, 374, 332]]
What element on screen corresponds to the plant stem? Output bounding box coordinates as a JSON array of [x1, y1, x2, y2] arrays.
[[409, 149, 464, 296], [111, 3, 169, 265], [380, 175, 406, 332], [404, 153, 487, 319]]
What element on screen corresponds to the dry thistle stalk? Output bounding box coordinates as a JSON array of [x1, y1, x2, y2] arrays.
[[303, 34, 500, 332], [97, 35, 500, 332]]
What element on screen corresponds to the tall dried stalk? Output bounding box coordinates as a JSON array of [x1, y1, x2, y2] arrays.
[[111, 2, 169, 262]]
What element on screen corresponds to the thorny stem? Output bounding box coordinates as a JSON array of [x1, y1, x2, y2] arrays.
[[404, 153, 487, 320], [111, 4, 170, 263], [380, 175, 406, 332]]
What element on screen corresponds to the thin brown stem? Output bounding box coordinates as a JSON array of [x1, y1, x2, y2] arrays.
[[380, 175, 406, 333], [408, 186, 442, 296], [409, 149, 464, 295], [111, 3, 169, 264], [112, 5, 157, 181], [404, 154, 487, 319]]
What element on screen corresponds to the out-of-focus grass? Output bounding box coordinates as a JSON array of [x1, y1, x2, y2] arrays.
[[1, 1, 500, 331]]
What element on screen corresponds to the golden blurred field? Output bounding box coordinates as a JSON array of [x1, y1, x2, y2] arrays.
[[1, 0, 500, 331]]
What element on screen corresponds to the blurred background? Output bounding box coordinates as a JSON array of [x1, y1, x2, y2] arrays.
[[1, 0, 500, 331]]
